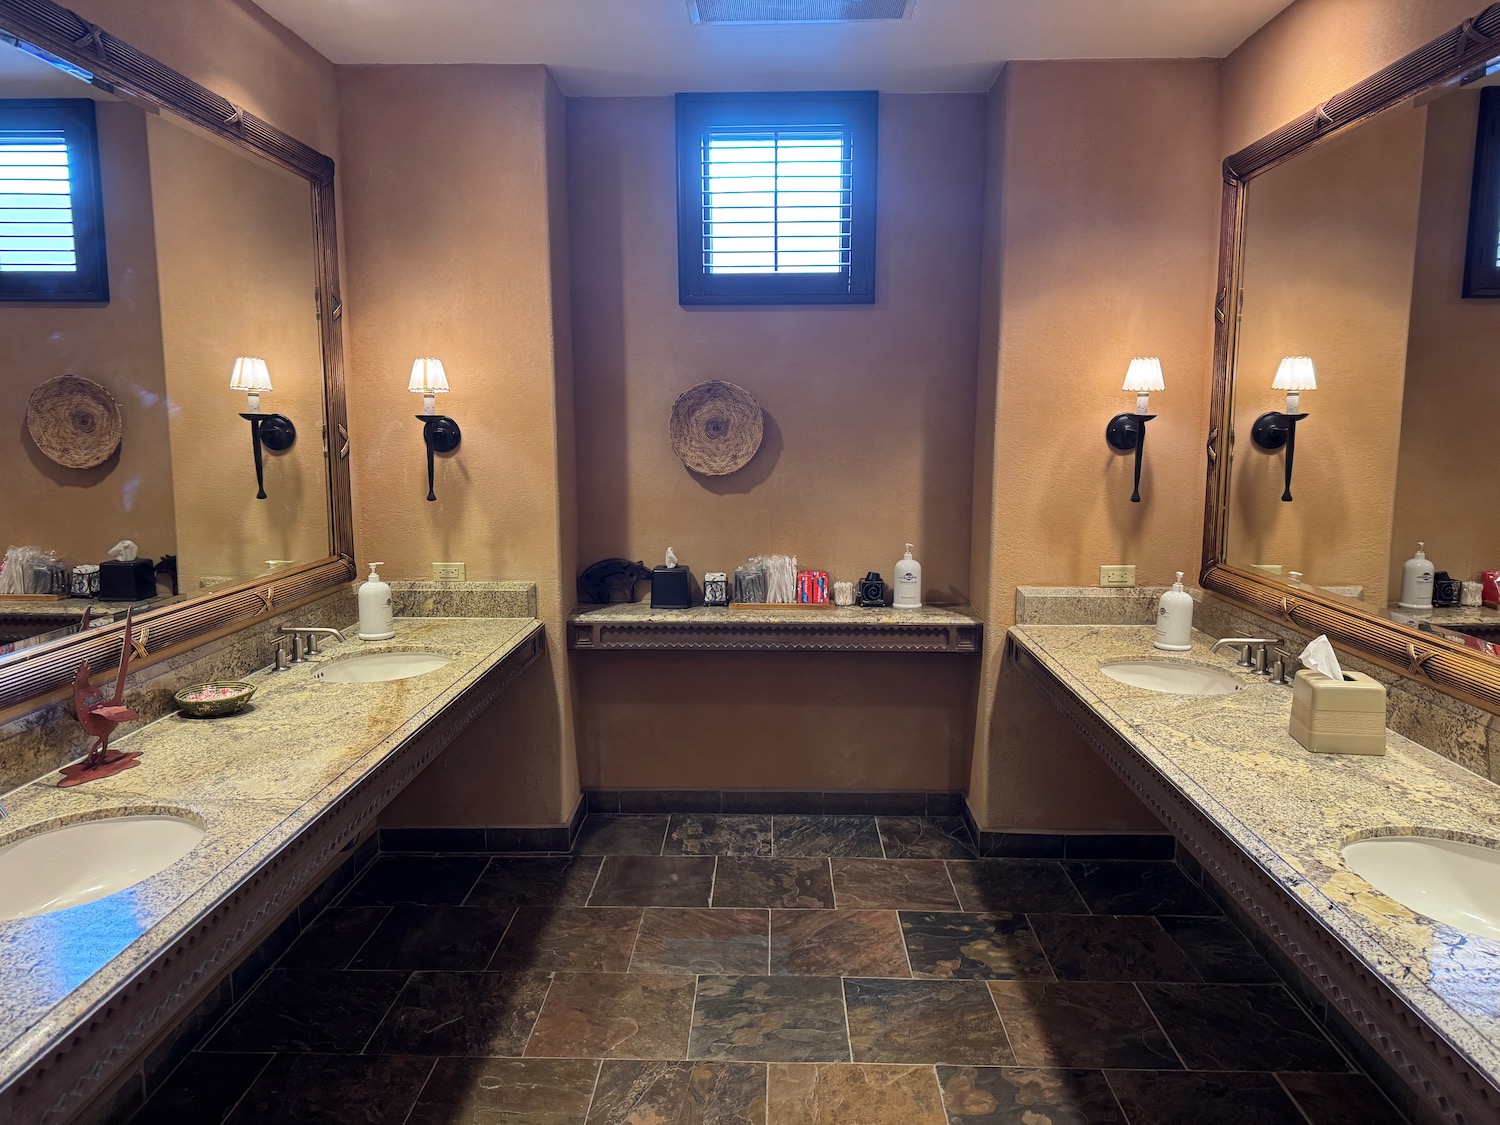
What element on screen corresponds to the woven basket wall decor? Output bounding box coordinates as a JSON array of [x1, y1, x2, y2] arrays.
[[26, 375, 124, 469], [668, 379, 763, 476]]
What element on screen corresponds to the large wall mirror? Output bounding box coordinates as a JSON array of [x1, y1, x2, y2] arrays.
[[1203, 6, 1500, 711], [0, 0, 351, 715]]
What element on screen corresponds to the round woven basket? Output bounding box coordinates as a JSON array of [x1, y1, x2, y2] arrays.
[[668, 380, 763, 476], [26, 375, 123, 469]]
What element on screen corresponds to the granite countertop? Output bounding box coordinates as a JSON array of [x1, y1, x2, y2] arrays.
[[1388, 605, 1500, 629], [570, 602, 983, 626], [0, 615, 541, 1087], [0, 598, 139, 618], [1011, 624, 1500, 1085]]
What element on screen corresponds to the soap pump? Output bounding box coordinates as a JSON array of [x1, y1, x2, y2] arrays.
[[1153, 571, 1194, 651], [358, 561, 395, 641], [1398, 543, 1435, 610], [893, 543, 922, 609]]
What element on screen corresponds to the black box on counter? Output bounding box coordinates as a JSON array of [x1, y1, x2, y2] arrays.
[[651, 564, 692, 609], [99, 557, 155, 600]]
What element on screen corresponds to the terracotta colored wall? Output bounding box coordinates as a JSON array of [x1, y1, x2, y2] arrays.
[[566, 94, 984, 793], [336, 65, 579, 827], [969, 60, 1223, 832], [1226, 105, 1425, 604], [0, 101, 175, 567], [147, 115, 330, 589], [1389, 89, 1500, 590]]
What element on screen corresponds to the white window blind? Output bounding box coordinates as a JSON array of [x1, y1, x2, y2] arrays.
[[0, 128, 76, 273], [701, 127, 852, 275]]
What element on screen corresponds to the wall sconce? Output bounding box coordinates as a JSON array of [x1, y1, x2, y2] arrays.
[[410, 357, 461, 502], [1105, 356, 1163, 503], [1251, 355, 1316, 502], [230, 356, 295, 501]]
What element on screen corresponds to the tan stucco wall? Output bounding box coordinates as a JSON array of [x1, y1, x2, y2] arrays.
[[336, 65, 579, 828], [566, 94, 985, 793]]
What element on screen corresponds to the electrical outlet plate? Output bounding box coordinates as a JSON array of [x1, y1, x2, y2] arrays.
[[432, 562, 466, 582], [1099, 565, 1136, 588]]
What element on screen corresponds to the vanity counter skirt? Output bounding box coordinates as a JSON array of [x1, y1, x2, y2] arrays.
[[569, 602, 983, 652]]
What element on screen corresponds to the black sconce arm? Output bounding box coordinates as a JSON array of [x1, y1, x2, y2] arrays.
[[238, 412, 296, 500], [1250, 411, 1309, 502], [415, 414, 462, 502], [1105, 412, 1156, 503]]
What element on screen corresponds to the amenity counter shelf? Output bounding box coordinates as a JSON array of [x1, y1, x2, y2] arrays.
[[568, 602, 983, 653], [1008, 623, 1500, 1125]]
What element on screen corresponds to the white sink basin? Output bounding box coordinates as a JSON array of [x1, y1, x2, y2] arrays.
[[1099, 660, 1242, 696], [1342, 835, 1500, 939], [316, 651, 451, 684], [0, 815, 204, 920]]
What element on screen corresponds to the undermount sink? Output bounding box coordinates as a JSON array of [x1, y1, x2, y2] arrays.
[[1342, 835, 1500, 940], [0, 815, 204, 921], [1099, 660, 1242, 697], [316, 651, 451, 684]]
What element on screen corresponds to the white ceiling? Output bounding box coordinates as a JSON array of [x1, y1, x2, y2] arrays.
[[252, 0, 1297, 96]]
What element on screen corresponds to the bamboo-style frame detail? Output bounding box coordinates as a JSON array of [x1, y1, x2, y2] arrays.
[[1203, 4, 1500, 714], [0, 0, 354, 719]]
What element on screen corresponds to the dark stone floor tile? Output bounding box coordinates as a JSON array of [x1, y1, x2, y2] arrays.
[[632, 908, 770, 974], [489, 906, 643, 973], [831, 858, 960, 910], [937, 1066, 1126, 1123], [350, 905, 516, 971], [1157, 916, 1280, 984], [845, 978, 1011, 1066], [339, 855, 488, 907], [1029, 914, 1201, 982], [1061, 861, 1219, 916], [899, 911, 1053, 981], [689, 975, 849, 1063], [1276, 1071, 1407, 1124], [988, 982, 1180, 1070], [1105, 1070, 1305, 1125], [574, 815, 670, 856], [667, 813, 773, 856], [528, 972, 697, 1060], [587, 1060, 766, 1124], [772, 815, 883, 858], [768, 1062, 947, 1122], [877, 816, 976, 859], [588, 855, 715, 907], [205, 969, 407, 1054], [277, 907, 388, 970], [770, 909, 908, 977], [366, 970, 552, 1057], [946, 860, 1089, 914], [466, 856, 603, 908], [137, 1053, 273, 1124], [712, 857, 834, 909], [408, 1057, 600, 1124], [223, 1053, 434, 1124], [1139, 983, 1350, 1073]]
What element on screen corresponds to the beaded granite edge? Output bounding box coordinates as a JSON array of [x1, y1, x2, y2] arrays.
[[569, 602, 981, 626]]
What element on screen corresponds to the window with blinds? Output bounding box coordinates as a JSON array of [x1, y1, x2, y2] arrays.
[[0, 100, 107, 302], [677, 92, 876, 305]]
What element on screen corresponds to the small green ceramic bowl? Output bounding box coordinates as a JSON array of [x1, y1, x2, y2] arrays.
[[174, 681, 256, 718]]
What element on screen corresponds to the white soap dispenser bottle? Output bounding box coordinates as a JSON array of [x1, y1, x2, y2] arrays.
[[1398, 543, 1435, 610], [358, 561, 395, 640], [893, 543, 923, 610], [1154, 571, 1194, 651]]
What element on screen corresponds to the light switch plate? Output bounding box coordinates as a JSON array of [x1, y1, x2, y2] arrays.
[[1099, 565, 1136, 588], [432, 562, 466, 582]]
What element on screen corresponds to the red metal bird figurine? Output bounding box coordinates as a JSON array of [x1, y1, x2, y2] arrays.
[[59, 607, 143, 786]]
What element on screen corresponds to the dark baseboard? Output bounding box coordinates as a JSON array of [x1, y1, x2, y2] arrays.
[[585, 788, 967, 817], [960, 798, 1175, 860], [379, 793, 588, 854]]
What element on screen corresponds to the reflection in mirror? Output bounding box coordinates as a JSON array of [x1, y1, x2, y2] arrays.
[[0, 36, 330, 653], [1225, 59, 1500, 657]]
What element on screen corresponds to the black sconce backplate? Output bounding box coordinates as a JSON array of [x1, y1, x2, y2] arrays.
[[416, 415, 462, 502], [1106, 412, 1155, 503], [1251, 410, 1308, 502], [239, 412, 297, 500]]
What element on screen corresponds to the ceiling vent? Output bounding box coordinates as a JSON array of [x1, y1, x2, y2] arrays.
[[688, 0, 915, 25]]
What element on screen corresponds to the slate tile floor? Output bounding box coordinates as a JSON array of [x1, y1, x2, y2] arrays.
[[134, 814, 1408, 1123]]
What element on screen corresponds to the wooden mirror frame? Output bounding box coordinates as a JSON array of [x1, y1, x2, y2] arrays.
[[0, 0, 353, 720], [1202, 4, 1500, 714]]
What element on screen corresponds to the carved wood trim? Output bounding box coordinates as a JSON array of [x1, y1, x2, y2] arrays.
[[0, 0, 355, 718], [1010, 637, 1500, 1125], [1201, 4, 1500, 715], [568, 617, 983, 653], [0, 627, 544, 1123]]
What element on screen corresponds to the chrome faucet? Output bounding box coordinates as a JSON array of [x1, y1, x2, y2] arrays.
[[1210, 636, 1280, 672], [0, 800, 8, 821], [277, 626, 343, 661]]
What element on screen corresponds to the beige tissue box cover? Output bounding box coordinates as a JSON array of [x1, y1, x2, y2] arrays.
[[1288, 669, 1387, 756]]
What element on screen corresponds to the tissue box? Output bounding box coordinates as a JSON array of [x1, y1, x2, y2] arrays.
[[99, 557, 155, 600], [650, 565, 692, 609], [1288, 669, 1387, 756]]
